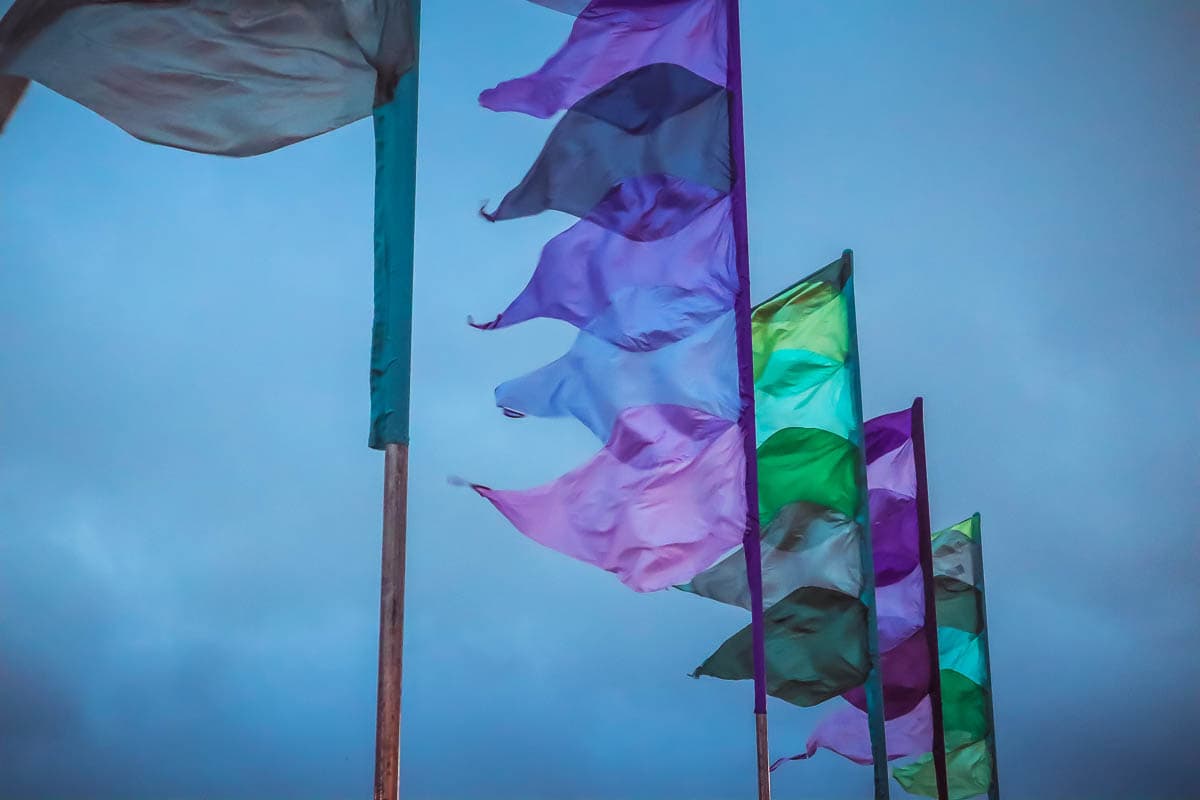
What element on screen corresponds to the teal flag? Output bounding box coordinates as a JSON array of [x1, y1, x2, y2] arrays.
[[370, 50, 420, 449]]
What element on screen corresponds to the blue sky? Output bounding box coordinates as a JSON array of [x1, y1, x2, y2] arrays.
[[1, 2, 1197, 798]]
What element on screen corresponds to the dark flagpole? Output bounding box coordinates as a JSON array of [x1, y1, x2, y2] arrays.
[[912, 398, 950, 800], [724, 3, 770, 798], [372, 3, 421, 799]]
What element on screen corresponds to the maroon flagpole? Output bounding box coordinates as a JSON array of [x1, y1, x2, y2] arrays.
[[912, 397, 949, 800]]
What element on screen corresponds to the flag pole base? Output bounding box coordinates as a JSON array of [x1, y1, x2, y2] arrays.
[[756, 712, 771, 800]]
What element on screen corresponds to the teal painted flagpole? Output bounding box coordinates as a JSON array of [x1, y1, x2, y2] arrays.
[[370, 3, 420, 800], [843, 251, 891, 800]]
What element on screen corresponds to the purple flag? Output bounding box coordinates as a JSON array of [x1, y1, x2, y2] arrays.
[[778, 403, 941, 766], [471, 0, 749, 595], [472, 190, 735, 350], [483, 62, 731, 223], [773, 696, 934, 769], [480, 0, 728, 119], [473, 405, 746, 592]]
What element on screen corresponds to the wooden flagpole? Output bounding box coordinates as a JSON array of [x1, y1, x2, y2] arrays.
[[375, 443, 410, 800]]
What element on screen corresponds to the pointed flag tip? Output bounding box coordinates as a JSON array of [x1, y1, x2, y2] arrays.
[[468, 314, 502, 330], [769, 752, 811, 772], [479, 203, 498, 222], [500, 407, 526, 419], [448, 475, 491, 493]]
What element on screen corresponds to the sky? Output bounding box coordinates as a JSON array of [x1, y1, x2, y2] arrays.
[[1, 2, 1198, 799]]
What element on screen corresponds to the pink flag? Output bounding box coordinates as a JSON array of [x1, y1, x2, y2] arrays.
[[473, 404, 746, 592]]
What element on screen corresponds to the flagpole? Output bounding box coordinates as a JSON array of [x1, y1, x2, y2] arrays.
[[371, 2, 421, 798], [912, 398, 950, 800], [974, 513, 1001, 800], [375, 442, 410, 800], [724, 3, 770, 799], [843, 250, 890, 800]]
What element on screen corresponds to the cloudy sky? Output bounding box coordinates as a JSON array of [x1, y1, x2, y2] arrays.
[[1, 1, 1197, 798]]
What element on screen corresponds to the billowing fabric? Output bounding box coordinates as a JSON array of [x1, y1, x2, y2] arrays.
[[481, 0, 727, 118], [935, 576, 985, 634], [691, 586, 870, 707], [932, 526, 979, 586], [874, 566, 925, 652], [894, 740, 993, 800], [578, 173, 727, 242], [473, 405, 745, 592], [892, 513, 1000, 799], [494, 310, 739, 441], [681, 501, 862, 610], [756, 426, 861, 522], [754, 351, 854, 446], [869, 488, 921, 585], [473, 194, 736, 349], [691, 255, 885, 757], [750, 261, 850, 376], [774, 695, 934, 769], [844, 628, 930, 719], [484, 63, 731, 222], [472, 0, 747, 593], [938, 627, 986, 686], [0, 0, 415, 156]]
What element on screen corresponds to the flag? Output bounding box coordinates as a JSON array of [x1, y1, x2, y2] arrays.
[[0, 0, 416, 156], [687, 255, 887, 712], [893, 513, 1000, 800], [469, 0, 757, 594], [481, 0, 727, 119], [774, 403, 948, 777]]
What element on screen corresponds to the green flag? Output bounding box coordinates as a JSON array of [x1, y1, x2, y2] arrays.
[[894, 514, 1001, 799], [687, 252, 889, 793]]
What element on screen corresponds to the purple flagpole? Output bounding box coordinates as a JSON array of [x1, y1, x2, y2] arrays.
[[912, 398, 950, 800], [725, 2, 770, 799]]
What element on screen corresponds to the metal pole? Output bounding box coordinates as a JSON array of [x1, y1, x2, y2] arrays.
[[724, 3, 770, 798], [912, 398, 949, 800], [374, 443, 410, 800]]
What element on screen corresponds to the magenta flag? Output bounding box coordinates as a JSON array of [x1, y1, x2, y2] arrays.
[[472, 405, 746, 592]]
